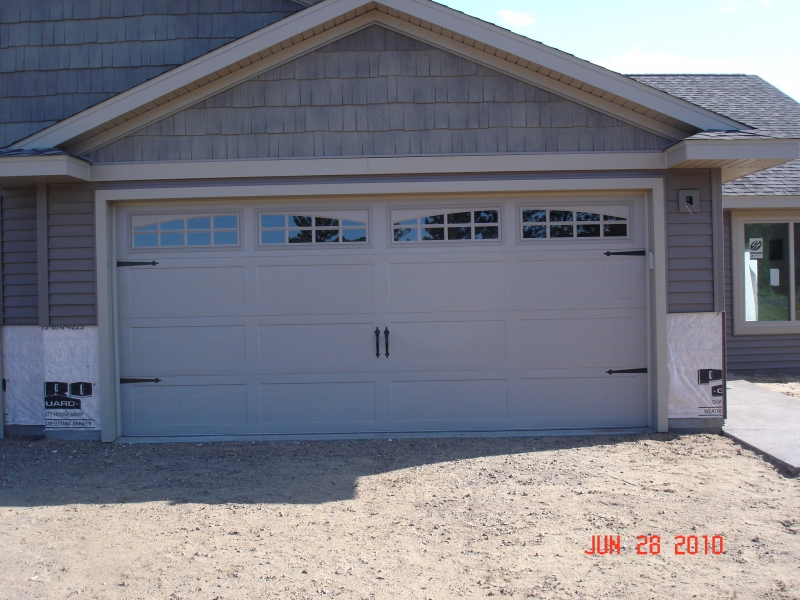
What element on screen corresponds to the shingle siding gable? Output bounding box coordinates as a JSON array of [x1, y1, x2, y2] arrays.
[[0, 0, 307, 148], [88, 26, 671, 162]]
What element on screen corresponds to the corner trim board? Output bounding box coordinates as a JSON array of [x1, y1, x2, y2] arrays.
[[36, 183, 49, 327]]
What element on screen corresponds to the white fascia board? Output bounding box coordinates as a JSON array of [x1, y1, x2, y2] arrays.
[[89, 152, 666, 183], [13, 0, 745, 151], [665, 139, 800, 168], [723, 195, 800, 210], [0, 155, 90, 180]]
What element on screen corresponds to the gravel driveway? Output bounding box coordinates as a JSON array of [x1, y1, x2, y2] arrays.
[[1, 433, 798, 599]]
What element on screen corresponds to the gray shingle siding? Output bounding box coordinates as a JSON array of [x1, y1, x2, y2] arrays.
[[0, 0, 307, 148], [724, 211, 800, 372], [47, 184, 96, 325], [665, 170, 715, 313], [87, 26, 671, 162], [1, 189, 38, 324]]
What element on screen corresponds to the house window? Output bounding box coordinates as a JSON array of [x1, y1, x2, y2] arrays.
[[520, 208, 628, 240], [392, 210, 500, 242], [260, 213, 368, 245], [742, 222, 797, 322], [132, 215, 239, 248], [733, 212, 800, 335]]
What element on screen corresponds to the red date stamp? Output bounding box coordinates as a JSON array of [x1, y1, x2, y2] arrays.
[[584, 534, 724, 555]]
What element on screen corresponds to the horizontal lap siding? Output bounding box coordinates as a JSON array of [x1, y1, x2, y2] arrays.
[[87, 25, 670, 162], [724, 211, 800, 372], [47, 185, 96, 325], [665, 170, 715, 313], [1, 190, 38, 324]]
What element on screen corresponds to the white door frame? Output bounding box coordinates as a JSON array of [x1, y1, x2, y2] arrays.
[[95, 176, 668, 441]]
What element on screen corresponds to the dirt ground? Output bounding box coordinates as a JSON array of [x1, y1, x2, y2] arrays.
[[0, 433, 798, 600], [731, 372, 800, 400]]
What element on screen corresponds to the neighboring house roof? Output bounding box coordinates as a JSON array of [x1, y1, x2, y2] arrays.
[[0, 0, 307, 148], [0, 147, 65, 157], [629, 74, 800, 196]]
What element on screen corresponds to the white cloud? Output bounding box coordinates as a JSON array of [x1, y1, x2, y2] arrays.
[[595, 47, 746, 75], [498, 9, 536, 28]]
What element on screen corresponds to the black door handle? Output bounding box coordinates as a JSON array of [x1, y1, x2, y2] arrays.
[[384, 327, 390, 358], [375, 327, 380, 358]]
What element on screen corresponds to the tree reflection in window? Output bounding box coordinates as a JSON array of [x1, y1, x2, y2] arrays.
[[392, 210, 499, 242], [261, 213, 367, 245], [522, 208, 628, 240]]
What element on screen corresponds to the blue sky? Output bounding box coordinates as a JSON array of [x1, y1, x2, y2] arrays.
[[436, 0, 800, 102]]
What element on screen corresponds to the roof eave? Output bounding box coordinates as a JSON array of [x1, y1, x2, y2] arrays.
[[666, 138, 800, 182]]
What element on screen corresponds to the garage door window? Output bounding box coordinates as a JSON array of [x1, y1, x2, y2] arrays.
[[520, 208, 628, 240], [392, 210, 499, 242], [133, 215, 239, 248], [260, 213, 368, 245]]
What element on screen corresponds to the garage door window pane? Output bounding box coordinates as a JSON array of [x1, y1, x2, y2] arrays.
[[187, 217, 211, 230], [421, 227, 445, 241], [316, 229, 340, 243], [134, 233, 158, 247], [261, 215, 285, 228], [394, 227, 417, 242], [342, 228, 367, 242], [475, 210, 498, 223], [522, 210, 546, 223], [744, 223, 790, 322], [160, 220, 184, 230], [448, 226, 471, 240], [262, 230, 285, 244], [550, 225, 573, 238], [475, 226, 499, 239], [187, 232, 211, 246], [213, 231, 238, 245], [549, 210, 573, 222], [523, 225, 546, 239], [161, 232, 184, 246], [577, 224, 601, 237], [288, 230, 313, 243], [604, 224, 627, 237]]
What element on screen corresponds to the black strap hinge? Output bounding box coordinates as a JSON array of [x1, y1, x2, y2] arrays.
[[117, 261, 159, 267], [120, 377, 162, 384], [606, 368, 648, 375], [603, 250, 646, 257]]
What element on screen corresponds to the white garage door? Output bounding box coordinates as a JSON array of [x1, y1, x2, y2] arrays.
[[115, 195, 650, 436]]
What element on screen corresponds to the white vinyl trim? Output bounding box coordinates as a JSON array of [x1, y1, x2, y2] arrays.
[[94, 176, 668, 440], [89, 152, 667, 182], [730, 209, 800, 336]]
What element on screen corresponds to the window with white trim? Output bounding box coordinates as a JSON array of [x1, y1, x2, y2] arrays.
[[259, 212, 368, 244], [391, 209, 500, 242], [132, 214, 239, 248], [742, 220, 798, 323], [520, 207, 629, 240]]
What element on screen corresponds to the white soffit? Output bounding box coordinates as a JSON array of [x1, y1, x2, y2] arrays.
[[0, 155, 90, 188], [10, 0, 746, 154], [723, 196, 800, 210], [665, 138, 800, 181]]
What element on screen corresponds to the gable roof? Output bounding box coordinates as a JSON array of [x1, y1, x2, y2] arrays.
[[630, 75, 800, 196], [0, 0, 307, 148], [8, 0, 748, 153]]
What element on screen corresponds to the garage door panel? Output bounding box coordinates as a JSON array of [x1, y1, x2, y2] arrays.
[[512, 375, 648, 425], [391, 378, 508, 421], [260, 382, 376, 424], [126, 384, 249, 427], [127, 325, 246, 368], [390, 319, 506, 363], [259, 322, 377, 366], [518, 315, 647, 365], [258, 264, 373, 307], [389, 261, 505, 305], [121, 266, 246, 312], [517, 257, 645, 308]]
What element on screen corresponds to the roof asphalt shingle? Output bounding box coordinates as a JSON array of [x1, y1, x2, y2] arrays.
[[629, 74, 800, 196]]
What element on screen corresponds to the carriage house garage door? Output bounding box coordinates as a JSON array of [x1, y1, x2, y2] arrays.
[[114, 195, 650, 437]]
